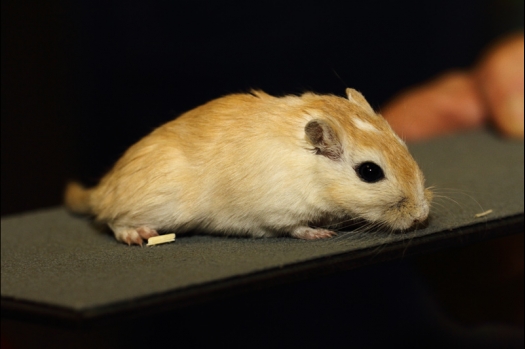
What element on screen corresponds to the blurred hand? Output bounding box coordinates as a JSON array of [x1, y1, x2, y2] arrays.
[[475, 33, 524, 138], [382, 32, 524, 141]]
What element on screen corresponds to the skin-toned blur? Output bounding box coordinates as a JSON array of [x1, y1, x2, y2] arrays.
[[382, 32, 524, 141]]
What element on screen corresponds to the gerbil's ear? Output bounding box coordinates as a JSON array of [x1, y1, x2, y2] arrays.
[[305, 119, 342, 161], [346, 88, 375, 115]]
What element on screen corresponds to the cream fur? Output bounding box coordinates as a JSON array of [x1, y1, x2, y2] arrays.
[[65, 89, 431, 245]]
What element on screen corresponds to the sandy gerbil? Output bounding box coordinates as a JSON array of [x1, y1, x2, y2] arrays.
[[65, 89, 432, 245]]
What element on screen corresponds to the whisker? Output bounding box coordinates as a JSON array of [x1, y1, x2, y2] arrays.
[[431, 187, 485, 210]]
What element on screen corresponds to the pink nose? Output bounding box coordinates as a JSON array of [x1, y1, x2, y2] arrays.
[[412, 216, 429, 227]]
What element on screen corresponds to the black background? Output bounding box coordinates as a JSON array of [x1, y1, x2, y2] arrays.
[[4, 0, 521, 216], [2, 2, 524, 348]]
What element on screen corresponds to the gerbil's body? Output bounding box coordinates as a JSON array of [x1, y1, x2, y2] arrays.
[[65, 89, 432, 245]]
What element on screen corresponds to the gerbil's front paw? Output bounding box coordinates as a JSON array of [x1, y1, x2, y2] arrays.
[[109, 224, 159, 246], [291, 227, 337, 240]]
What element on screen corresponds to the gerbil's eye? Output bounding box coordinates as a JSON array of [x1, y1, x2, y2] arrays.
[[356, 162, 385, 183]]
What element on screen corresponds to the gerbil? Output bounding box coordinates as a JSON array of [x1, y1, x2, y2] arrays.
[[65, 89, 432, 245]]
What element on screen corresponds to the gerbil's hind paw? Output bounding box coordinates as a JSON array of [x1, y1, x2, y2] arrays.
[[291, 227, 337, 240], [109, 224, 159, 246]]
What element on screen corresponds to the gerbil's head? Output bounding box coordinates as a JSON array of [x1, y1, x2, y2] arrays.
[[303, 88, 432, 231]]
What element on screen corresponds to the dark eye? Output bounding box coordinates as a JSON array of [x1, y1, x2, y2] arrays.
[[356, 162, 385, 183]]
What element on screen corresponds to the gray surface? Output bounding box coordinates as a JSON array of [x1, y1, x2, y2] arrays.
[[1, 130, 524, 312]]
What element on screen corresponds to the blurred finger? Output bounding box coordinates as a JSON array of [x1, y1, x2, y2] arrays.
[[475, 33, 524, 139], [382, 71, 486, 141]]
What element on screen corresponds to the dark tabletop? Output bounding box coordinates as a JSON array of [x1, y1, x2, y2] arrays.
[[1, 129, 523, 324]]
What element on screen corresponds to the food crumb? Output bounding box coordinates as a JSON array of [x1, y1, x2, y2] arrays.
[[474, 209, 493, 218], [147, 233, 176, 246]]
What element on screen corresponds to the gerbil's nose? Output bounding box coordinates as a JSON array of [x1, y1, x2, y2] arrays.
[[412, 216, 429, 228], [414, 201, 430, 226]]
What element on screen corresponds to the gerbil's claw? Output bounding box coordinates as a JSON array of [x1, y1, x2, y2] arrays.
[[123, 234, 134, 246], [110, 224, 158, 246], [290, 227, 337, 240], [137, 226, 159, 240]]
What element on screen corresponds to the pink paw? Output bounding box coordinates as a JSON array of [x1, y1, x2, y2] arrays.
[[110, 225, 159, 246], [291, 227, 337, 240]]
